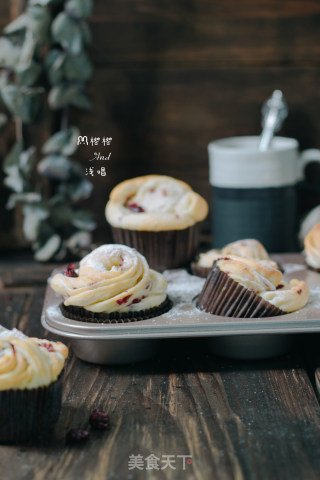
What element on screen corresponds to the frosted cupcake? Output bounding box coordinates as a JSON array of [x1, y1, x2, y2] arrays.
[[192, 238, 279, 278], [304, 223, 320, 271], [50, 244, 171, 323], [105, 175, 208, 271], [197, 255, 309, 318], [0, 328, 68, 443]]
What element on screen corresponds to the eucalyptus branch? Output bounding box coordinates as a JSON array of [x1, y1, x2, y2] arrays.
[[0, 0, 95, 261]]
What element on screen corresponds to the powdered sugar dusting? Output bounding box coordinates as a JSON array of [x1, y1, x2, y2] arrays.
[[283, 263, 305, 274], [308, 287, 320, 308], [160, 269, 205, 321]]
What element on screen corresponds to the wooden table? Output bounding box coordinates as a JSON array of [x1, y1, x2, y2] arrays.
[[1, 257, 320, 480]]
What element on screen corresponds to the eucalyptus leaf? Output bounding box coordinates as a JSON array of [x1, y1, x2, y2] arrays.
[[65, 178, 93, 201], [26, 5, 51, 40], [65, 0, 93, 18], [66, 230, 92, 255], [48, 84, 79, 109], [79, 20, 91, 45], [1, 85, 43, 123], [4, 165, 25, 193], [6, 192, 42, 209], [71, 210, 96, 230], [71, 91, 92, 110], [19, 30, 38, 67], [42, 126, 80, 155], [3, 141, 23, 174], [53, 242, 68, 261], [45, 50, 65, 85], [34, 234, 61, 262], [64, 52, 92, 81], [52, 12, 83, 54], [3, 14, 28, 34], [37, 154, 73, 180], [22, 203, 49, 242], [19, 146, 36, 176], [0, 37, 20, 68], [16, 61, 42, 87]]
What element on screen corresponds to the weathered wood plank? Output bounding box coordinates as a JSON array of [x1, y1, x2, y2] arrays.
[[90, 0, 320, 67], [0, 259, 64, 287], [1, 271, 320, 480]]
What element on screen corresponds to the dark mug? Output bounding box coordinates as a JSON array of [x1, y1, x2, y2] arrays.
[[208, 136, 303, 252]]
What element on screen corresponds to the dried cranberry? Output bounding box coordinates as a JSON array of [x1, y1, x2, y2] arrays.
[[297, 289, 302, 295], [39, 342, 55, 352], [66, 428, 90, 445], [11, 344, 15, 354], [65, 263, 78, 278], [131, 295, 146, 304], [89, 410, 110, 430], [116, 294, 132, 305], [223, 257, 230, 261], [276, 284, 284, 290], [126, 203, 145, 213]]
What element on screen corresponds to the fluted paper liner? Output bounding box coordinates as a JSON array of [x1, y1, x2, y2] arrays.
[[0, 376, 62, 444], [111, 225, 200, 271], [191, 262, 211, 278], [197, 263, 283, 318], [60, 296, 172, 324]]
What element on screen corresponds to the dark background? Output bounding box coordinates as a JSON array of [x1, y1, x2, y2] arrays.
[[1, 0, 320, 248]]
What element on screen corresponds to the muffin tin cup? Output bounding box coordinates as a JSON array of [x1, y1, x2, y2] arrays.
[[42, 254, 320, 363], [111, 224, 200, 271]]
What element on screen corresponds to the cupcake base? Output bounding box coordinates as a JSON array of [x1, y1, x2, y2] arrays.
[[60, 296, 172, 323], [190, 262, 210, 278], [197, 264, 283, 318], [0, 376, 62, 444], [111, 225, 200, 271]]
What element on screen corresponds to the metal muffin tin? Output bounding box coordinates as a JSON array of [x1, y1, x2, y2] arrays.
[[41, 254, 320, 363]]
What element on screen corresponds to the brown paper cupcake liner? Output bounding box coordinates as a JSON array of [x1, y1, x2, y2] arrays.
[[306, 263, 320, 273], [111, 225, 200, 271], [0, 375, 62, 444], [60, 296, 172, 323], [196, 264, 283, 318], [190, 262, 211, 278]]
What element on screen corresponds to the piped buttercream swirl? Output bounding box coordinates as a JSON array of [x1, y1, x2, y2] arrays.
[[304, 223, 320, 269], [105, 175, 208, 231], [0, 332, 68, 390], [50, 244, 168, 313], [216, 255, 309, 313]]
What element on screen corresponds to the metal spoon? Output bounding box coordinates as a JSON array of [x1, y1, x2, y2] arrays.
[[259, 90, 288, 151]]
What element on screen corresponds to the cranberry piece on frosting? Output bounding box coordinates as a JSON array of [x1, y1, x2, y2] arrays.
[[65, 263, 78, 278], [126, 203, 145, 213]]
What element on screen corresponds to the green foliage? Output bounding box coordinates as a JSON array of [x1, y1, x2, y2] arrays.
[[1, 0, 94, 261]]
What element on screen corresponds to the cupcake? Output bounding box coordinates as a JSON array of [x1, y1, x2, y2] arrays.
[[0, 328, 68, 444], [196, 255, 309, 318], [191, 238, 279, 278], [105, 175, 208, 271], [304, 223, 320, 272], [50, 244, 172, 323]]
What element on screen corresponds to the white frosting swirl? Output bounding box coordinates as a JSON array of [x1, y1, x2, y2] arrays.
[[197, 239, 276, 269], [216, 255, 309, 313], [105, 175, 208, 231], [304, 223, 320, 269], [50, 244, 168, 313], [0, 333, 68, 390]]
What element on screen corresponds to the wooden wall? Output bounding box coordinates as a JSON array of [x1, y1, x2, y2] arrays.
[[2, 0, 320, 246]]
